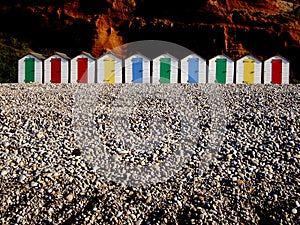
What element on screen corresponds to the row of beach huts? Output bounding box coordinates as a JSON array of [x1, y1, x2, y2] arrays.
[[18, 51, 290, 84]]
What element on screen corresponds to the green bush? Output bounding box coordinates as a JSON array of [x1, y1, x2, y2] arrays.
[[0, 33, 31, 83]]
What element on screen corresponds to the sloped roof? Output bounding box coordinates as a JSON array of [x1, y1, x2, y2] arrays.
[[28, 51, 45, 60], [237, 54, 262, 62], [209, 54, 234, 62], [81, 51, 96, 59], [98, 51, 122, 60], [125, 52, 151, 61], [265, 54, 290, 62], [180, 53, 206, 61], [55, 51, 71, 60], [152, 52, 178, 61]]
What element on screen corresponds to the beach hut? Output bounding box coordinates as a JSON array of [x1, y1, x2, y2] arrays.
[[236, 55, 262, 84], [125, 53, 151, 84], [264, 55, 289, 84], [153, 53, 178, 84], [208, 54, 234, 84], [70, 51, 96, 83], [44, 52, 70, 83], [97, 52, 122, 84], [180, 54, 207, 83], [18, 52, 45, 83]]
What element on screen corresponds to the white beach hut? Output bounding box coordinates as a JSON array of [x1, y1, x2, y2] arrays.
[[180, 53, 207, 83], [44, 52, 70, 83], [70, 51, 96, 83], [18, 52, 45, 83], [208, 54, 234, 84], [152, 53, 178, 84], [97, 52, 122, 84], [264, 55, 289, 84], [236, 55, 262, 84], [125, 53, 151, 84]]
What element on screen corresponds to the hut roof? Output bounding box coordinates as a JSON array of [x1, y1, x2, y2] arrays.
[[265, 54, 290, 62], [81, 51, 96, 59], [125, 52, 151, 60], [27, 51, 45, 60], [180, 53, 206, 61], [152, 52, 178, 61], [55, 51, 71, 60]]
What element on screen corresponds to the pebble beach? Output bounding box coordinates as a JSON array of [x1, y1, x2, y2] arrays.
[[0, 83, 299, 225]]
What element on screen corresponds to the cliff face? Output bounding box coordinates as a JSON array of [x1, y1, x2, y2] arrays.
[[1, 0, 300, 79]]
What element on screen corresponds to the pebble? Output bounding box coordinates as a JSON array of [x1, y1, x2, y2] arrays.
[[0, 170, 8, 176], [0, 83, 298, 225], [66, 193, 74, 202], [18, 175, 26, 183], [30, 181, 38, 187]]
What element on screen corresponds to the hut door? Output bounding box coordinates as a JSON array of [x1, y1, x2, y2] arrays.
[[132, 58, 143, 83], [160, 58, 171, 83], [244, 59, 254, 84], [51, 58, 61, 83], [188, 58, 199, 83], [272, 59, 282, 84], [104, 58, 115, 84], [77, 58, 88, 83], [25, 58, 35, 83], [216, 58, 226, 84]]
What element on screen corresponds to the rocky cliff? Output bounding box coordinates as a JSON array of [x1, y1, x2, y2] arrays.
[[1, 0, 300, 80]]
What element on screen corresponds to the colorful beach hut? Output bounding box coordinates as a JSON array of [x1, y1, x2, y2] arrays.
[[180, 54, 207, 83], [208, 54, 234, 84], [236, 55, 262, 84], [18, 52, 45, 83], [152, 53, 178, 84], [97, 52, 122, 84], [70, 51, 96, 83], [125, 53, 151, 83], [44, 52, 70, 83], [264, 55, 289, 84]]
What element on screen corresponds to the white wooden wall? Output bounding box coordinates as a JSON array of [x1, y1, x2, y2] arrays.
[[96, 53, 122, 83], [125, 54, 151, 83], [18, 55, 43, 83], [44, 55, 69, 83], [180, 54, 207, 83], [70, 54, 96, 83], [282, 59, 290, 84], [152, 53, 178, 84], [264, 56, 290, 84], [236, 55, 262, 84], [208, 55, 234, 84]]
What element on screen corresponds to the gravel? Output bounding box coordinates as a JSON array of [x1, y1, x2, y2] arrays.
[[0, 83, 299, 225]]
